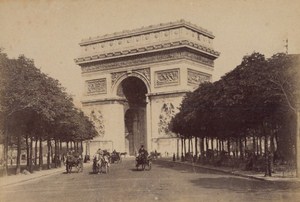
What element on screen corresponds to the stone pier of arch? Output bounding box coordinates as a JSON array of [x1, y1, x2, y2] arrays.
[[75, 20, 219, 156]]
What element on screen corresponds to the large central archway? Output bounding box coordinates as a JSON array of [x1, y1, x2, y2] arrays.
[[118, 77, 147, 155]]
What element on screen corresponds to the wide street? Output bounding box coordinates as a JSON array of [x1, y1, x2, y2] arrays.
[[1, 158, 300, 202]]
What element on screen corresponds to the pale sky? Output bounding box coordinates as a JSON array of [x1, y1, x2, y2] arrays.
[[1, 0, 299, 107]]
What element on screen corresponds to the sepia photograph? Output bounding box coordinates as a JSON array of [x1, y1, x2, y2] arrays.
[[0, 0, 300, 201]]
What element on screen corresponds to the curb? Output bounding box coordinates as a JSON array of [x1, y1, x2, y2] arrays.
[[0, 167, 66, 187], [156, 159, 299, 182]]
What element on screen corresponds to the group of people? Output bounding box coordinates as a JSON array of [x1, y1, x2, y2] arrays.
[[93, 148, 110, 163], [93, 145, 149, 160]]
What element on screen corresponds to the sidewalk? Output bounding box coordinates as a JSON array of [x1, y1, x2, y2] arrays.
[[0, 166, 66, 187], [157, 158, 300, 183]]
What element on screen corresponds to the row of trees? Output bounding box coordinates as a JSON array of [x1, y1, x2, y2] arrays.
[[0, 51, 98, 175], [170, 52, 299, 176]]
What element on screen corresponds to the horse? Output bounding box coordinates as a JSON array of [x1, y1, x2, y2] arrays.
[[93, 154, 110, 174], [66, 155, 83, 173], [111, 151, 121, 163]]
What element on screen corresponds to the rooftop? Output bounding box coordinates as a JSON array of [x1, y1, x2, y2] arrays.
[[79, 19, 215, 46]]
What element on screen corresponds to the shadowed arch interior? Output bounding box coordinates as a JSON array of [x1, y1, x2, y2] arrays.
[[121, 77, 147, 107]]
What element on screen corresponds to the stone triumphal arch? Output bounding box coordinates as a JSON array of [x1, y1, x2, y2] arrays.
[[75, 20, 219, 156]]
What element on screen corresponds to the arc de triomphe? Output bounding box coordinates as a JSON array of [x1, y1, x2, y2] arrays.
[[75, 20, 219, 156]]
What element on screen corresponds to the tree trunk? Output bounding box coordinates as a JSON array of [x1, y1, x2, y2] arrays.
[[26, 134, 30, 170], [54, 139, 58, 168], [66, 141, 69, 151], [270, 128, 275, 174], [47, 139, 51, 169], [29, 137, 33, 173], [191, 138, 194, 155], [222, 139, 225, 151], [256, 136, 259, 155], [181, 137, 184, 161], [200, 137, 204, 158], [235, 138, 238, 158], [34, 138, 38, 166], [195, 137, 198, 158], [177, 138, 179, 160], [59, 140, 62, 167], [263, 121, 272, 177], [39, 137, 43, 171], [2, 122, 9, 176], [239, 137, 244, 160], [259, 136, 262, 156], [183, 138, 186, 157], [15, 134, 21, 174], [253, 135, 256, 155], [188, 138, 190, 154], [264, 134, 271, 176], [205, 138, 209, 155], [49, 141, 55, 164], [227, 138, 231, 156]]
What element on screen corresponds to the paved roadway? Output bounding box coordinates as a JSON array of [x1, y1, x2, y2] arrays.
[[1, 158, 300, 202]]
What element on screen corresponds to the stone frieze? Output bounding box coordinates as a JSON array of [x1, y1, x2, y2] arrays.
[[155, 68, 180, 87], [187, 69, 211, 85], [81, 51, 214, 73], [86, 78, 107, 94]]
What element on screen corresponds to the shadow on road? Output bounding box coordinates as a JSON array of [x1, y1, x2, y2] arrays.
[[190, 177, 300, 192], [62, 171, 82, 174], [153, 160, 300, 191], [154, 160, 220, 175], [129, 168, 151, 172]]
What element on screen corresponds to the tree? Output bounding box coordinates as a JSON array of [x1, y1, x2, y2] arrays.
[[170, 52, 298, 176], [0, 52, 98, 175]]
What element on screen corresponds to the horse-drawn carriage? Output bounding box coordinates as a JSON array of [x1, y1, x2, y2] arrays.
[[66, 154, 83, 173], [136, 154, 152, 171], [110, 151, 121, 164], [93, 152, 110, 174]]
